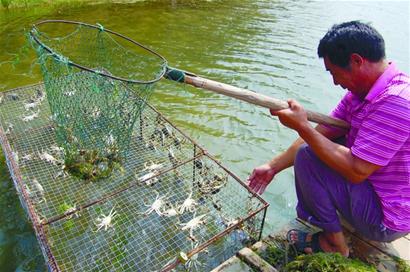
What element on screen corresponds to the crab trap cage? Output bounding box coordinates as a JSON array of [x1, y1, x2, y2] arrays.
[[0, 83, 268, 271], [0, 19, 268, 272]]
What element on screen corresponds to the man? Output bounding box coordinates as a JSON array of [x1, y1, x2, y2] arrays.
[[247, 21, 410, 256]]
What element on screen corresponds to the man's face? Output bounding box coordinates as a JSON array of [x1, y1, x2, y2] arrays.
[[324, 56, 360, 95]]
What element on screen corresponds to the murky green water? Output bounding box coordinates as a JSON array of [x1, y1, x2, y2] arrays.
[[0, 0, 409, 270]]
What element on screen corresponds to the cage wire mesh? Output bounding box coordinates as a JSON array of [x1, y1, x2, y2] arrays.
[[29, 20, 167, 181], [0, 83, 268, 271]]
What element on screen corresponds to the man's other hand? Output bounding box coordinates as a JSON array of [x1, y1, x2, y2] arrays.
[[247, 163, 276, 194]]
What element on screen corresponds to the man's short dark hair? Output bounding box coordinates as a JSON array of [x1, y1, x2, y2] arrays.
[[317, 21, 385, 68]]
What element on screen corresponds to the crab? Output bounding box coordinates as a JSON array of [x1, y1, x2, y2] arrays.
[[35, 88, 45, 101], [49, 145, 64, 155], [95, 207, 117, 231], [137, 171, 159, 186], [180, 214, 207, 232], [12, 151, 19, 164], [7, 93, 19, 100], [168, 147, 181, 167], [178, 192, 198, 214], [63, 203, 80, 219], [104, 134, 115, 145], [22, 110, 39, 122], [21, 153, 33, 163], [182, 242, 206, 271], [54, 166, 69, 179], [5, 122, 14, 135], [140, 192, 167, 216], [38, 151, 61, 165], [160, 123, 173, 138], [91, 107, 101, 118], [24, 100, 40, 111], [162, 204, 179, 217], [150, 127, 165, 146], [220, 215, 241, 228], [185, 252, 204, 271], [143, 161, 163, 172], [63, 90, 75, 97], [29, 178, 46, 203], [198, 173, 228, 195], [172, 135, 185, 149], [145, 139, 157, 151], [54, 170, 67, 179]]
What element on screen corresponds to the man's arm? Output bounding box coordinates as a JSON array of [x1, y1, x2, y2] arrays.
[[273, 100, 381, 183], [247, 122, 346, 194], [267, 124, 346, 173]]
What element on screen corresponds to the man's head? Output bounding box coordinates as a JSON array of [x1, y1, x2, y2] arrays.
[[318, 21, 385, 68], [318, 21, 387, 97]]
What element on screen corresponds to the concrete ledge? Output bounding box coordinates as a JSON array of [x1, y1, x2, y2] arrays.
[[251, 241, 269, 255], [237, 247, 278, 272], [210, 256, 254, 272]]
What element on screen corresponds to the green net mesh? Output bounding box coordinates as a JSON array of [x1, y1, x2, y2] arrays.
[[29, 21, 167, 181]]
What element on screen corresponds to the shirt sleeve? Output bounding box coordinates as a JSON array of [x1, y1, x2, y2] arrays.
[[322, 92, 351, 133], [330, 92, 350, 121], [351, 95, 410, 166]]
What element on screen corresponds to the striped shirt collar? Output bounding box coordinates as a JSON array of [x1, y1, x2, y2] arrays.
[[365, 62, 398, 102]]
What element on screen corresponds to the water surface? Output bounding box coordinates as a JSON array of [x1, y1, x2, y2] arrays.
[[0, 0, 409, 270]]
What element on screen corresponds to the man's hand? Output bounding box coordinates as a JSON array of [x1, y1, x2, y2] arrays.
[[270, 99, 310, 132], [247, 163, 276, 195]]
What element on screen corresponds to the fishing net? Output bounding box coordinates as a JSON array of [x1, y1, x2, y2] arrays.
[[29, 20, 167, 181]]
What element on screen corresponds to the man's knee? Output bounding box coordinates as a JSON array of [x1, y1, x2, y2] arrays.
[[294, 144, 314, 172], [294, 143, 327, 188]]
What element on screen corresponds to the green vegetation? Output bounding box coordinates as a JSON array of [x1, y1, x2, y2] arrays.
[[263, 242, 298, 269], [257, 237, 375, 272], [284, 253, 376, 272], [394, 256, 410, 272], [64, 149, 124, 182], [259, 238, 410, 272]]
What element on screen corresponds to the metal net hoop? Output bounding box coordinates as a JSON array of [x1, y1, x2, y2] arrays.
[[29, 20, 168, 181]]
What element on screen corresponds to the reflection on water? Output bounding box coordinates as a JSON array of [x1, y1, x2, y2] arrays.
[[0, 0, 409, 270]]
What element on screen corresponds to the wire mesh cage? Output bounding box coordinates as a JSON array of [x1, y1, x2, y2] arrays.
[[29, 20, 167, 181], [0, 83, 268, 271]]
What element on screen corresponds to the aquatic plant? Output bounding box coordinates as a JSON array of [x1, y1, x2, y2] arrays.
[[259, 237, 377, 272], [394, 256, 410, 272], [284, 252, 376, 272], [64, 149, 124, 182], [260, 241, 299, 269]]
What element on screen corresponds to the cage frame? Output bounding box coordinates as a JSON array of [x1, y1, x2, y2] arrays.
[[0, 82, 269, 272]]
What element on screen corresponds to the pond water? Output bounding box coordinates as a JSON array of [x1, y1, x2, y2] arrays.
[[0, 0, 409, 270]]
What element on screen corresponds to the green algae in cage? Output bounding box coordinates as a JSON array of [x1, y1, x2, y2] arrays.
[[29, 20, 167, 181]]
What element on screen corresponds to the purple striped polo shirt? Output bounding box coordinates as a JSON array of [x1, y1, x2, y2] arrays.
[[329, 62, 410, 232]]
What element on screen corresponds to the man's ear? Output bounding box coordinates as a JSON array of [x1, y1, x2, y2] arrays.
[[350, 53, 364, 67]]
